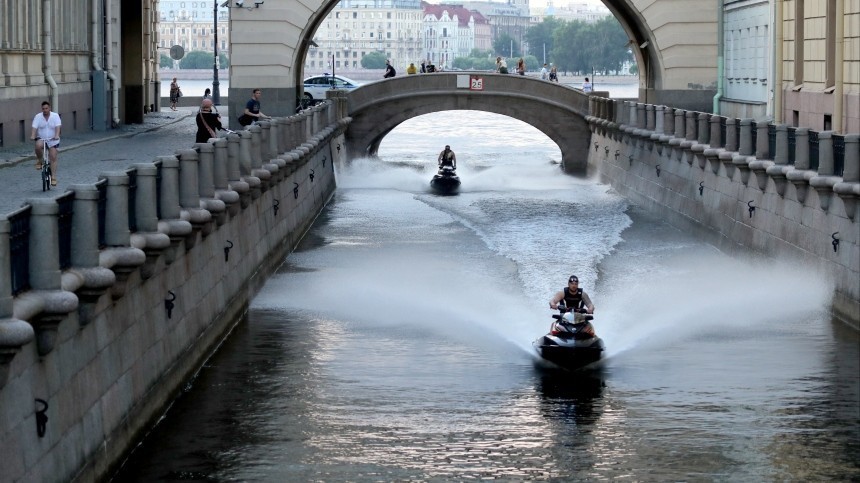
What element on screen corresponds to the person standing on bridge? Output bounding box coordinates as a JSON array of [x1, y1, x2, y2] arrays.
[[384, 60, 396, 78], [438, 145, 456, 169], [407, 62, 417, 75], [549, 64, 558, 82], [496, 56, 508, 74], [549, 275, 595, 314], [540, 63, 548, 80], [582, 77, 593, 93], [239, 88, 270, 127], [516, 58, 526, 75]]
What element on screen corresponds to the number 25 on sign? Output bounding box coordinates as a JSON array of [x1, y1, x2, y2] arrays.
[[470, 76, 484, 91]]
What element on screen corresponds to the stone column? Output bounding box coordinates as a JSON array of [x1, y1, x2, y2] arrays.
[[211, 138, 241, 217], [685, 111, 697, 141], [248, 124, 263, 169], [787, 128, 813, 202], [773, 124, 788, 165], [645, 104, 655, 131], [130, 164, 173, 272], [810, 132, 842, 210], [833, 135, 859, 219], [755, 122, 770, 159], [226, 132, 251, 208], [709, 115, 722, 148], [738, 119, 753, 156], [724, 118, 738, 152], [238, 130, 253, 176], [663, 106, 674, 135], [22, 198, 78, 355], [636, 103, 646, 130], [68, 184, 117, 321], [259, 120, 272, 161], [0, 218, 34, 388], [674, 110, 685, 138], [765, 125, 793, 196], [176, 149, 213, 243], [196, 143, 227, 225], [156, 155, 193, 259], [99, 172, 146, 297], [697, 113, 710, 145]]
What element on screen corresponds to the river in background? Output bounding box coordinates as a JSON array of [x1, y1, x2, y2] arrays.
[[160, 75, 640, 99], [113, 111, 859, 481]]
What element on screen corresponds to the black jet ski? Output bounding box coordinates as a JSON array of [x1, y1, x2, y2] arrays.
[[533, 306, 604, 370], [430, 165, 461, 194]]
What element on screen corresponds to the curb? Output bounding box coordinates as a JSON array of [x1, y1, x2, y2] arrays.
[[0, 112, 194, 170]]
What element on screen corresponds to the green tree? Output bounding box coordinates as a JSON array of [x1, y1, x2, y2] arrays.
[[160, 53, 173, 69], [178, 50, 217, 69], [549, 17, 630, 74], [629, 63, 638, 75], [218, 52, 230, 68], [493, 33, 520, 58], [361, 51, 388, 69], [525, 17, 562, 64]]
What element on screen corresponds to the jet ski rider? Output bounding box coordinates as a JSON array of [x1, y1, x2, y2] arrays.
[[438, 145, 456, 169], [549, 275, 595, 314]]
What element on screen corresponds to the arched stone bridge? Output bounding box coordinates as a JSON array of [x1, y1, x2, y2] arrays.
[[344, 73, 594, 171]]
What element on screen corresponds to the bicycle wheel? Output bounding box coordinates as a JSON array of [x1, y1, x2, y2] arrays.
[[42, 167, 49, 191]]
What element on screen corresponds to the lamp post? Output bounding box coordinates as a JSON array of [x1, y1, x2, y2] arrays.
[[212, 1, 221, 105]]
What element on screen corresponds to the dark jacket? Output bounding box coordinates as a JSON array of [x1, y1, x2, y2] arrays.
[[196, 111, 223, 143]]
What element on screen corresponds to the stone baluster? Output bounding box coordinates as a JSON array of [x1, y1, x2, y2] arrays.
[[212, 138, 241, 216], [128, 165, 171, 278], [63, 185, 116, 322], [766, 125, 793, 196], [99, 172, 147, 299], [651, 105, 666, 150], [810, 132, 841, 211], [678, 111, 697, 165], [225, 132, 250, 209], [833, 135, 859, 219], [285, 117, 297, 152], [733, 119, 756, 186], [276, 117, 288, 155], [237, 130, 261, 200], [196, 143, 228, 225], [18, 199, 78, 356], [269, 118, 280, 158], [645, 104, 655, 131], [249, 124, 263, 170], [176, 149, 213, 242], [259, 120, 272, 161], [704, 115, 724, 174], [787, 128, 814, 203], [668, 109, 685, 157], [755, 122, 770, 159], [691, 113, 710, 168], [0, 218, 35, 387], [156, 155, 193, 259], [718, 118, 738, 178]]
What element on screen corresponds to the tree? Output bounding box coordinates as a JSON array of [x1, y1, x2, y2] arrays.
[[179, 50, 217, 69], [361, 51, 387, 69], [160, 53, 173, 69], [525, 17, 562, 64], [218, 52, 230, 69], [493, 33, 520, 58]]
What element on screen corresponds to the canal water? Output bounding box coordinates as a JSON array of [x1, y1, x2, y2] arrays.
[[113, 112, 859, 481]]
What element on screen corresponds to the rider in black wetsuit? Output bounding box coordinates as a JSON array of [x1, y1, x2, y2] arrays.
[[549, 275, 595, 313], [438, 145, 456, 169]]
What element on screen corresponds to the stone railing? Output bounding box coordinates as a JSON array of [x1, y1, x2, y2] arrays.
[[0, 97, 349, 387], [586, 96, 859, 324]]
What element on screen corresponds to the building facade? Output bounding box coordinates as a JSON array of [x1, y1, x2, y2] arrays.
[[459, 0, 531, 56], [157, 1, 230, 58], [422, 3, 491, 68], [308, 0, 424, 72], [530, 1, 612, 23], [0, 0, 159, 148]]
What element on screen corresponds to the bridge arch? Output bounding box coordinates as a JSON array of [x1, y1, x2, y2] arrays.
[[227, 0, 716, 117], [345, 73, 592, 171]]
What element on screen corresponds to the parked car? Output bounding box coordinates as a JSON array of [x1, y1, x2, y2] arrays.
[[302, 74, 361, 100]]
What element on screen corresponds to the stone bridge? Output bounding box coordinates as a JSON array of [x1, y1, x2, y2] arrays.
[[344, 73, 594, 171]]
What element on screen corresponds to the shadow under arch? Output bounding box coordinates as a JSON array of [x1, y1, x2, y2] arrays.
[[345, 74, 594, 172]]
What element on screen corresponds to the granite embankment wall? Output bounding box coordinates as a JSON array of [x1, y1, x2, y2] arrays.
[[586, 97, 860, 326], [0, 97, 350, 482]]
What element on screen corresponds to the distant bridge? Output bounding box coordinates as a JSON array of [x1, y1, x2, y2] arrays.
[[344, 73, 596, 171]]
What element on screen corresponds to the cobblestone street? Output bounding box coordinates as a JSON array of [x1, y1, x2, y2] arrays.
[[0, 107, 226, 215]]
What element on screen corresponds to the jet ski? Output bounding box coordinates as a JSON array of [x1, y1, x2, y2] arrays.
[[430, 165, 461, 194], [533, 306, 604, 370]]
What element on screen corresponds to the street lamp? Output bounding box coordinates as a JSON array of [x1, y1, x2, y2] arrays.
[[212, 1, 221, 105]]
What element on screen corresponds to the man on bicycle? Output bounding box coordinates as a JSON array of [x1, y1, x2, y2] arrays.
[[31, 101, 62, 186]]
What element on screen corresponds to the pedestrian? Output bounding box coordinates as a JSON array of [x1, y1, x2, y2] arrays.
[[203, 88, 212, 99], [406, 62, 417, 75], [420, 60, 427, 73], [238, 88, 269, 127], [196, 98, 223, 143], [549, 64, 558, 82], [582, 77, 593, 93], [540, 63, 548, 80], [384, 59, 396, 78], [30, 100, 61, 186], [169, 77, 181, 111], [496, 56, 508, 74], [516, 58, 525, 75]]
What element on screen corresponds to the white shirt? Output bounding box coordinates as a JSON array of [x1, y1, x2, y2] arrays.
[[32, 112, 62, 147], [540, 67, 548, 80], [582, 81, 593, 93]]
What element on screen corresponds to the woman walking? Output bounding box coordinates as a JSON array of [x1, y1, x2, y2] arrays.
[[516, 58, 525, 75], [169, 77, 181, 111]]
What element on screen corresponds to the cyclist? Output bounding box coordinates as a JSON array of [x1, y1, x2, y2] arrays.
[[31, 101, 62, 186]]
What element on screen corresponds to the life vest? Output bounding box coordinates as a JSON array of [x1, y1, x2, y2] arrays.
[[563, 287, 584, 309], [440, 151, 454, 166]]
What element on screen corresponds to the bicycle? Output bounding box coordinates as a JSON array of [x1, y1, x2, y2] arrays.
[[36, 138, 52, 191]]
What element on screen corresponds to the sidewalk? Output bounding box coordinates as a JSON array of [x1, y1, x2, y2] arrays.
[[0, 107, 227, 216]]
